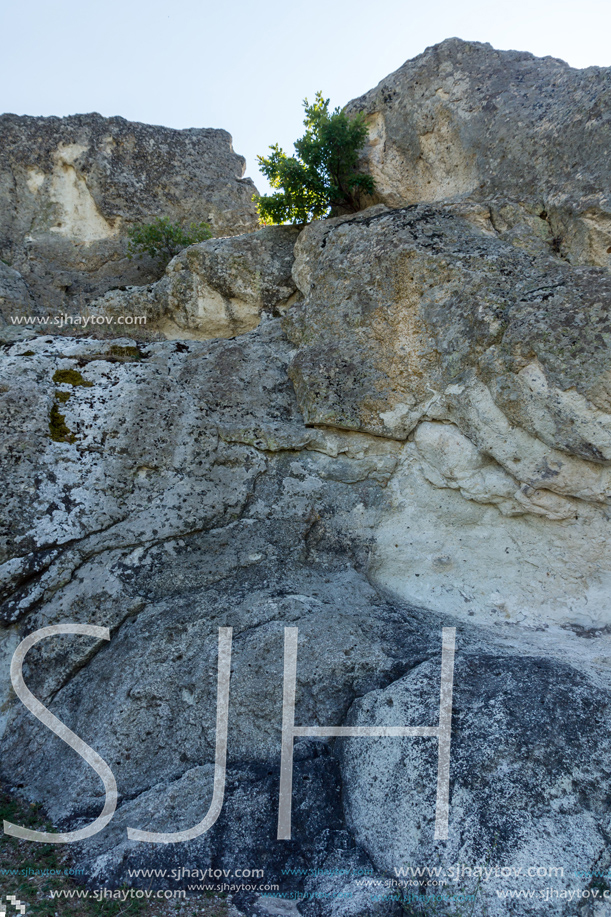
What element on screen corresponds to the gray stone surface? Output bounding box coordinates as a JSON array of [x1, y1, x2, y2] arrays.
[[4, 40, 611, 917], [0, 113, 259, 314], [0, 261, 34, 334], [288, 203, 611, 463], [89, 225, 301, 340], [340, 652, 611, 915], [346, 38, 611, 267], [0, 320, 415, 913], [2, 318, 611, 917], [287, 202, 611, 641]]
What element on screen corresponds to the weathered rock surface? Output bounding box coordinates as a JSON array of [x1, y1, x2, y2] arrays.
[[0, 324, 412, 916], [346, 38, 611, 267], [0, 262, 34, 332], [2, 315, 611, 916], [0, 113, 259, 313], [89, 225, 301, 340], [3, 40, 611, 917], [341, 653, 611, 911], [288, 205, 611, 461], [286, 203, 611, 640]]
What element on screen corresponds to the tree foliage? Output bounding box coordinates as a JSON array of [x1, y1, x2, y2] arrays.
[[256, 92, 375, 225], [126, 217, 212, 269]]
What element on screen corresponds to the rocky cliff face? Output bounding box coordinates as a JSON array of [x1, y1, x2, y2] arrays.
[[287, 204, 611, 642], [346, 38, 611, 267], [2, 40, 611, 917], [0, 113, 259, 317]]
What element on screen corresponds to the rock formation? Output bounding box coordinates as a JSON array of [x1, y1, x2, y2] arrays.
[[89, 225, 301, 340], [346, 37, 611, 268], [0, 113, 259, 317], [287, 204, 611, 644], [3, 39, 611, 917]]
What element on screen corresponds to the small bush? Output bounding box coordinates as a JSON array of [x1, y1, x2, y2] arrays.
[[256, 91, 375, 225], [126, 217, 212, 269]]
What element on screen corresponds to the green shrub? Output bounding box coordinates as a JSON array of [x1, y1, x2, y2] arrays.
[[126, 217, 212, 269], [256, 91, 375, 225]]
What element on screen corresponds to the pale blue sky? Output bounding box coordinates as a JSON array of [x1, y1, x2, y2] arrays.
[[2, 0, 610, 193]]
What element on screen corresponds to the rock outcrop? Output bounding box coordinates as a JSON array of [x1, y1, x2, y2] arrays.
[[89, 225, 301, 340], [287, 202, 611, 652], [0, 261, 33, 320], [346, 38, 611, 267], [0, 113, 259, 314], [4, 39, 611, 917]]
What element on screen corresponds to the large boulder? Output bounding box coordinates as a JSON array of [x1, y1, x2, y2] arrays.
[[346, 38, 611, 266], [88, 225, 301, 340], [0, 113, 259, 313], [287, 204, 611, 459], [341, 652, 611, 912]]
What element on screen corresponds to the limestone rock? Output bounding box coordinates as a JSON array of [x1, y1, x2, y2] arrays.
[[1, 316, 611, 917], [0, 262, 34, 338], [287, 204, 611, 636], [89, 225, 301, 340], [5, 41, 611, 917], [340, 652, 611, 915], [0, 321, 418, 911], [0, 113, 260, 313], [346, 38, 611, 266], [287, 205, 611, 478]]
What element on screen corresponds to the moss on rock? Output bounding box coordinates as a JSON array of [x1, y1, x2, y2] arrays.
[[52, 368, 93, 387], [49, 403, 75, 443]]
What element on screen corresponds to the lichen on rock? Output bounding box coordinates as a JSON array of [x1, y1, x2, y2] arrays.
[[4, 38, 611, 917], [89, 224, 301, 341], [0, 113, 260, 316]]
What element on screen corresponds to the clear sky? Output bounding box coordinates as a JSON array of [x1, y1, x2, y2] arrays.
[[2, 0, 610, 193]]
